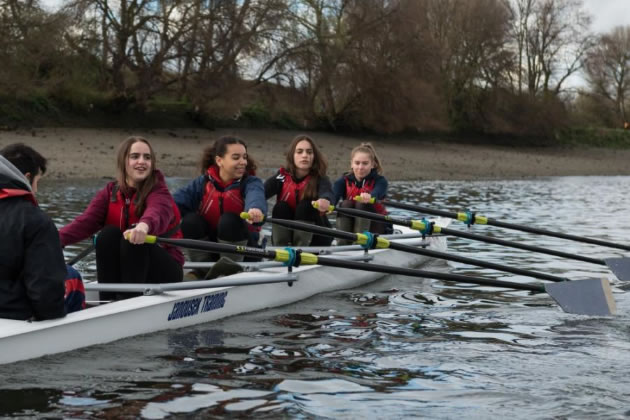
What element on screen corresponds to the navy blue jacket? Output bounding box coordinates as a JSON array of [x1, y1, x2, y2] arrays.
[[174, 173, 267, 217], [332, 169, 388, 205]]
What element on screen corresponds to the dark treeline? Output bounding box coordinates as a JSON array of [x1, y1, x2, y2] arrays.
[[1, 0, 629, 141]]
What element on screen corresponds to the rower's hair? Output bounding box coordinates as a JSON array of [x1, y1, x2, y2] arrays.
[[116, 136, 157, 217], [285, 134, 328, 200], [0, 143, 47, 177], [351, 142, 384, 174], [200, 136, 257, 175]]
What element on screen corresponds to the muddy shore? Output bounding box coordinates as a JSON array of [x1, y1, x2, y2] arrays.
[[1, 127, 629, 181]]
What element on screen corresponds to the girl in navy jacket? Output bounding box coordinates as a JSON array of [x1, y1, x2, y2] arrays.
[[333, 143, 390, 243]]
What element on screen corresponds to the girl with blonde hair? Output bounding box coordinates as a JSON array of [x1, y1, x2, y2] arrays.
[[332, 143, 389, 243]]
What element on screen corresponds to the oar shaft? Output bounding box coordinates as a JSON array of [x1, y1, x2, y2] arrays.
[[316, 255, 545, 292], [271, 218, 359, 242], [385, 201, 630, 252], [335, 206, 606, 266], [153, 236, 278, 260], [385, 201, 456, 219], [389, 242, 568, 282], [67, 243, 95, 266], [151, 233, 545, 293], [148, 231, 614, 316], [272, 216, 568, 283], [440, 227, 605, 266], [484, 218, 630, 251]]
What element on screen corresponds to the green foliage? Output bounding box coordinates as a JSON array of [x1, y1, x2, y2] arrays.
[[0, 95, 59, 126], [226, 103, 302, 129], [240, 103, 273, 127], [29, 95, 54, 113], [274, 112, 302, 130], [51, 86, 105, 114]]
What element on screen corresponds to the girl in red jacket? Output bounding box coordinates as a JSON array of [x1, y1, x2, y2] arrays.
[[60, 137, 184, 300], [264, 135, 334, 246]]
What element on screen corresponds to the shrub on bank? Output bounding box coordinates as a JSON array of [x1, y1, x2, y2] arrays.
[[555, 128, 630, 148]]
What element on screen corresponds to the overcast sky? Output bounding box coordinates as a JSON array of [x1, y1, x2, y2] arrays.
[[581, 0, 629, 33]]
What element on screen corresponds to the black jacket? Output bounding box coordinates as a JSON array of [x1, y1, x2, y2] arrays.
[[0, 157, 66, 320]]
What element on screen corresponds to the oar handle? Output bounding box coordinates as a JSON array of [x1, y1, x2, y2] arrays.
[[313, 197, 376, 212], [312, 202, 335, 212], [353, 196, 376, 204], [239, 211, 267, 223]]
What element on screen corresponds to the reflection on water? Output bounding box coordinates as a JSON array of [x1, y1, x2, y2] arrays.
[[1, 176, 630, 418]]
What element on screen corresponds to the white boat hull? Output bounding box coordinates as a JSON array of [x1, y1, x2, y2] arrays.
[[0, 226, 447, 365]]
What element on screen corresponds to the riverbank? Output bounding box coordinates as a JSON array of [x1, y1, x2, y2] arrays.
[[1, 127, 629, 181]]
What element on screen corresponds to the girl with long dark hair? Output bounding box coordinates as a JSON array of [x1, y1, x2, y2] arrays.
[[264, 134, 334, 246]]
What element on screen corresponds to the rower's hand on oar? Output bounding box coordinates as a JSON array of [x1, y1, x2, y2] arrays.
[[124, 222, 149, 244], [311, 198, 332, 214], [354, 194, 375, 204], [245, 208, 264, 224]]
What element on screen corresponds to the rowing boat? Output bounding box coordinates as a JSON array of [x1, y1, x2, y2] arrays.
[[0, 222, 448, 365]]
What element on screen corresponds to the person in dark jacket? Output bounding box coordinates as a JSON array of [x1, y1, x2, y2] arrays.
[[173, 136, 266, 277], [333, 142, 390, 245], [264, 134, 334, 247], [60, 136, 184, 300], [0, 145, 67, 320]]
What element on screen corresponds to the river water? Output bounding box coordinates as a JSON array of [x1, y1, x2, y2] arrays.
[[1, 176, 630, 418]]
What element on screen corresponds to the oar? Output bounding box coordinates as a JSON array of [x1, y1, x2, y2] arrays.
[[333, 206, 630, 282], [67, 243, 95, 266], [145, 235, 616, 316], [268, 217, 570, 283], [385, 200, 630, 252]]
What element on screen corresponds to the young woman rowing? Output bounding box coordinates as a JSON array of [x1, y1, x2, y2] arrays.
[[173, 136, 266, 273], [333, 142, 390, 244], [264, 134, 334, 246], [60, 137, 184, 300]]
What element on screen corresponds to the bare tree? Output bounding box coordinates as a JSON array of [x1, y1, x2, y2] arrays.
[[64, 0, 198, 109], [508, 0, 593, 96], [176, 0, 286, 117], [340, 0, 446, 133], [584, 26, 630, 126], [0, 0, 70, 96], [255, 0, 400, 129], [426, 0, 513, 130]]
